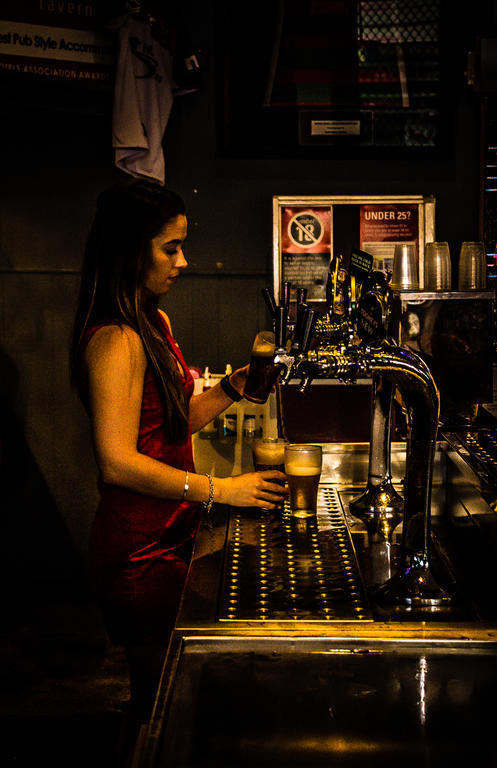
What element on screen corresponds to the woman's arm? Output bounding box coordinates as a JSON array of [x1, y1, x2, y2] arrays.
[[188, 366, 248, 433], [84, 326, 286, 509]]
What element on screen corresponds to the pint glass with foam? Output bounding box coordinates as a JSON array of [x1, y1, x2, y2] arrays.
[[252, 437, 287, 510], [284, 444, 322, 518], [244, 331, 279, 404]]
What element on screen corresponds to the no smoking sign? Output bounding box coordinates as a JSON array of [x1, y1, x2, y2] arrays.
[[288, 212, 324, 249]]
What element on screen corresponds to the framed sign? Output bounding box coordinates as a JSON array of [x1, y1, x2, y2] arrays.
[[0, 2, 113, 86], [273, 195, 436, 302], [279, 206, 332, 302]]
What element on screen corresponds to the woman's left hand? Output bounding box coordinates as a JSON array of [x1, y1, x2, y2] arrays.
[[229, 365, 250, 397]]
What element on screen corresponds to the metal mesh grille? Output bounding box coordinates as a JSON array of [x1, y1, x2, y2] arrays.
[[219, 486, 371, 623], [358, 1, 440, 43], [356, 0, 441, 145], [370, 108, 438, 146]]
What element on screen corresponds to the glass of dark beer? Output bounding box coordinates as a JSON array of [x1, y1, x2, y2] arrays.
[[244, 331, 279, 404], [284, 444, 322, 518], [252, 437, 287, 510]]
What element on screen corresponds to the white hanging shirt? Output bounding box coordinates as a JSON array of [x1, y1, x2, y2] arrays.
[[111, 15, 173, 185]]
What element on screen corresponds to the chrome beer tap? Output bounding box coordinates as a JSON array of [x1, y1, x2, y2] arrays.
[[278, 275, 452, 607], [274, 305, 294, 384], [349, 272, 404, 546], [348, 373, 405, 588], [272, 290, 319, 386]]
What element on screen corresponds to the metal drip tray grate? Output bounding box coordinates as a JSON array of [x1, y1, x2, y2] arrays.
[[219, 486, 371, 622], [461, 429, 497, 470], [445, 428, 497, 485]]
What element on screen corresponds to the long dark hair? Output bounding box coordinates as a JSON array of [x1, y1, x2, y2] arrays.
[[70, 179, 189, 443]]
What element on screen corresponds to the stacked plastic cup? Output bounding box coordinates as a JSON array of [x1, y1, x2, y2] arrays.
[[424, 242, 452, 290], [390, 243, 419, 290], [458, 241, 486, 290]]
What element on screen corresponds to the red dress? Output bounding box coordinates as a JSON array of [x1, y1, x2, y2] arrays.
[[81, 311, 201, 645]]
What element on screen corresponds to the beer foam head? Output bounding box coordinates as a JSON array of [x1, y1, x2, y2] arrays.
[[253, 440, 285, 465], [285, 462, 321, 476], [284, 444, 322, 475], [252, 331, 275, 356]]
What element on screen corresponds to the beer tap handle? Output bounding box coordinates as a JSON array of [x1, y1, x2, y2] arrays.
[[274, 303, 295, 384], [298, 374, 313, 394], [300, 308, 318, 354], [261, 287, 277, 319], [295, 359, 320, 393], [297, 301, 308, 328], [282, 281, 292, 315], [326, 254, 336, 310], [294, 287, 307, 336], [325, 271, 333, 310], [296, 286, 307, 307], [291, 301, 308, 351], [275, 305, 288, 350]]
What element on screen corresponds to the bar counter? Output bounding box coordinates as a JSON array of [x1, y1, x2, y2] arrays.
[[135, 439, 497, 767]]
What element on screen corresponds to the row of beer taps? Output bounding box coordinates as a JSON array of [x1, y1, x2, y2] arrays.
[[263, 254, 453, 610]]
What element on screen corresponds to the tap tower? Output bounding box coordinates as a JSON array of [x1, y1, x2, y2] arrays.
[[265, 255, 452, 608]]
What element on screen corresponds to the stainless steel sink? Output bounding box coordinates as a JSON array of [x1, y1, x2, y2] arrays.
[[151, 637, 497, 767]]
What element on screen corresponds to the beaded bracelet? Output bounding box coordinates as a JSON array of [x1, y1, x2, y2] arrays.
[[182, 470, 189, 501], [203, 473, 215, 515], [220, 374, 243, 402]]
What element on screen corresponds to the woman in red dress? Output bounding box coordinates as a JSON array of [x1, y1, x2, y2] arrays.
[[70, 180, 286, 749]]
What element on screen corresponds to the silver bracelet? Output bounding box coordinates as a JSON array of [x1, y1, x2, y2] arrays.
[[203, 473, 214, 515], [182, 470, 189, 501]]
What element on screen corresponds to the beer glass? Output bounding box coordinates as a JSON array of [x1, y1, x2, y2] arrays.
[[244, 331, 279, 404], [284, 444, 322, 518], [252, 437, 287, 510]]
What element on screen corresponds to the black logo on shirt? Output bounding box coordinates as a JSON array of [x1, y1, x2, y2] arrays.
[[129, 36, 162, 82]]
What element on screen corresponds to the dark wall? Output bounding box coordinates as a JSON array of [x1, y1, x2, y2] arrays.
[[0, 1, 488, 585]]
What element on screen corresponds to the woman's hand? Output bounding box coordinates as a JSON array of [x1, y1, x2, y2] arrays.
[[228, 365, 249, 397], [229, 363, 279, 398], [217, 470, 287, 509]]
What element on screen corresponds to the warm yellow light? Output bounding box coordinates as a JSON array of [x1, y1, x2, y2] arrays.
[[310, 649, 385, 655]]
